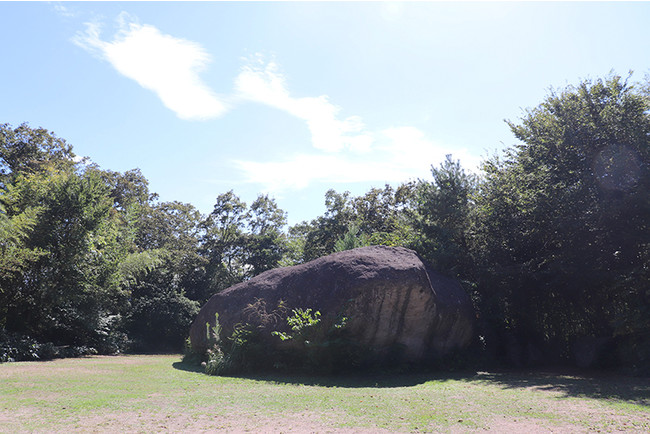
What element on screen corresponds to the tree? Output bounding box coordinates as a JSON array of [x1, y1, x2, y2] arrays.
[[302, 190, 355, 261], [96, 168, 152, 212], [121, 252, 200, 352], [0, 123, 225, 355], [281, 222, 311, 267], [0, 166, 118, 348], [0, 205, 44, 330], [299, 185, 417, 262], [0, 205, 43, 283], [121, 200, 205, 351], [409, 155, 477, 277], [353, 183, 416, 248], [200, 191, 289, 293], [333, 223, 369, 252], [471, 74, 650, 368], [0, 123, 76, 188], [201, 191, 251, 291], [245, 195, 288, 275]]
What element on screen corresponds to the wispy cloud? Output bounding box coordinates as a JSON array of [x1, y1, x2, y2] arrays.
[[231, 57, 480, 192], [72, 15, 478, 192], [234, 154, 400, 192], [52, 3, 77, 18], [378, 126, 480, 172], [234, 126, 481, 193], [234, 57, 374, 153], [73, 14, 226, 120]]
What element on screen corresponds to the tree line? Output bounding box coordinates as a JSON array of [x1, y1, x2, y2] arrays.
[[1, 74, 648, 373]]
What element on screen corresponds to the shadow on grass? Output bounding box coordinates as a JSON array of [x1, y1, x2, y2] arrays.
[[173, 359, 650, 403], [233, 370, 475, 388], [172, 360, 205, 374], [471, 370, 650, 407], [172, 359, 474, 388]]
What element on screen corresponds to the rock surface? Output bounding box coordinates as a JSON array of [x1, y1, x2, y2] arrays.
[[189, 246, 474, 363]]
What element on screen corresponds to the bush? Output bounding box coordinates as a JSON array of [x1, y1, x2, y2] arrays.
[[194, 307, 364, 376], [125, 286, 200, 353], [0, 330, 47, 362], [0, 329, 98, 363], [202, 314, 229, 375], [200, 315, 272, 375], [272, 308, 364, 374]]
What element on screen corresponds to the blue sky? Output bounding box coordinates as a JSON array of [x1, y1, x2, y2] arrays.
[[2, 2, 650, 225]]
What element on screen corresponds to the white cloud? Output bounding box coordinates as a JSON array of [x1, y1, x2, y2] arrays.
[[234, 126, 481, 193], [73, 15, 226, 120], [378, 126, 480, 171], [234, 154, 403, 192], [234, 58, 374, 153], [72, 15, 480, 193], [53, 3, 76, 18]]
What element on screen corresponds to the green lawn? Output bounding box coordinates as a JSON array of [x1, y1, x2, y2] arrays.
[[1, 355, 648, 432]]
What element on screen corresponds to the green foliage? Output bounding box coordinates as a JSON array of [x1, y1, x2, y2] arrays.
[[279, 222, 310, 266], [408, 155, 477, 277], [0, 123, 76, 187], [299, 185, 416, 262], [610, 267, 650, 375], [0, 122, 296, 357], [470, 73, 650, 368], [0, 123, 208, 355], [201, 191, 288, 294], [202, 314, 267, 376], [199, 306, 358, 376], [272, 308, 359, 374], [203, 313, 228, 375], [0, 206, 44, 295], [117, 250, 165, 287], [201, 300, 289, 375], [0, 330, 49, 362], [125, 283, 199, 353], [0, 164, 119, 349], [334, 224, 370, 252], [0, 328, 100, 363], [272, 308, 323, 341], [123, 200, 208, 352], [97, 168, 151, 212], [121, 248, 200, 352]]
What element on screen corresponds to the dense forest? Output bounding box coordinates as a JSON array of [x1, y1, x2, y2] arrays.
[[1, 74, 648, 373]]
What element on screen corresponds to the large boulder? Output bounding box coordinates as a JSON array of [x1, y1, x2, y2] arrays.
[[189, 246, 474, 364]]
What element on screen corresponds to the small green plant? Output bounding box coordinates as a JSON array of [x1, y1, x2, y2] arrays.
[[221, 322, 259, 373], [272, 308, 358, 373], [201, 305, 359, 375], [181, 337, 203, 365], [202, 313, 269, 376], [203, 346, 227, 376], [202, 313, 229, 375], [272, 308, 322, 342]]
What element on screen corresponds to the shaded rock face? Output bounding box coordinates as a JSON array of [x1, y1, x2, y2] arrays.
[[189, 246, 474, 363]]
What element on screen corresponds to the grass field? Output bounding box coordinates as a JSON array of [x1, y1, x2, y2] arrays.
[[1, 354, 648, 432]]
